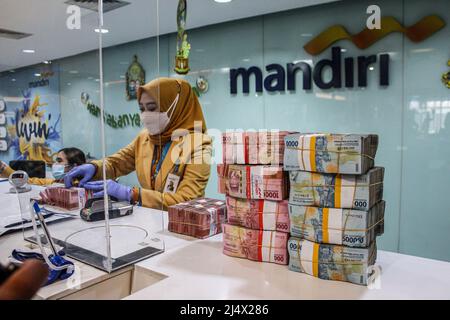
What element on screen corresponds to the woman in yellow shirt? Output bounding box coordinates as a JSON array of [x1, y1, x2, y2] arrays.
[[64, 78, 212, 210], [0, 148, 86, 186]]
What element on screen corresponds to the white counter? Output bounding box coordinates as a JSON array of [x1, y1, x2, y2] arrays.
[[0, 182, 172, 299], [126, 235, 450, 300], [2, 182, 450, 299]]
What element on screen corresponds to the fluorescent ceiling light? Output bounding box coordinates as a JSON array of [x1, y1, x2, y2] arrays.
[[34, 73, 41, 77], [214, 0, 232, 3], [22, 49, 35, 53]]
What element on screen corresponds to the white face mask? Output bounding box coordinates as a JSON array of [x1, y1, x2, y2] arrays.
[[52, 163, 68, 180], [140, 93, 179, 135]]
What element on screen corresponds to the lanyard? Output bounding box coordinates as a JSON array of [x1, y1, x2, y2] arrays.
[[152, 142, 172, 180]]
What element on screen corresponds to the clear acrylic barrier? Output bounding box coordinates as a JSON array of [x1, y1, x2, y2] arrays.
[[96, 0, 165, 272], [5, 0, 112, 273], [0, 0, 164, 275]]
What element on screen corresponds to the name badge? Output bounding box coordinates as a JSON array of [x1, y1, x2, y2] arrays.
[[164, 173, 181, 193]]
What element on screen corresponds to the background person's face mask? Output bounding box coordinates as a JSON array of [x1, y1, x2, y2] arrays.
[[52, 164, 68, 180], [140, 93, 179, 135]]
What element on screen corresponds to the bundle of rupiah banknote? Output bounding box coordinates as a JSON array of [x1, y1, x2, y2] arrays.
[[284, 133, 385, 285], [220, 131, 292, 265], [219, 132, 385, 286]]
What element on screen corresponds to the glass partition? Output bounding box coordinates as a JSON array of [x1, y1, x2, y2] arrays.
[[99, 0, 165, 272], [0, 0, 166, 276], [0, 0, 106, 276]]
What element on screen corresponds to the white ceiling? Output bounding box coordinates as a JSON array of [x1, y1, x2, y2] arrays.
[[0, 0, 338, 72]]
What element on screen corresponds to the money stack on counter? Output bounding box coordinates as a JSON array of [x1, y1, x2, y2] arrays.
[[168, 198, 227, 239], [283, 133, 385, 285], [219, 131, 293, 265], [39, 187, 93, 210]]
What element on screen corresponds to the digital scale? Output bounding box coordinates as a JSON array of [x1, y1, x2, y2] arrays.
[[8, 170, 32, 193]]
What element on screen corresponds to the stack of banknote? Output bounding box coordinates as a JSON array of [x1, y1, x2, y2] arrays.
[[289, 201, 385, 247], [39, 187, 93, 210], [226, 196, 290, 233], [168, 198, 227, 239], [287, 238, 377, 285], [284, 133, 385, 285], [289, 167, 384, 210], [223, 131, 293, 165], [284, 133, 379, 174], [220, 131, 294, 265], [217, 164, 288, 201], [223, 224, 289, 265]]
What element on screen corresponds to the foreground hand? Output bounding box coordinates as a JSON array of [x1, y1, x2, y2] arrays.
[[83, 180, 132, 202], [64, 164, 96, 188], [0, 260, 48, 300]]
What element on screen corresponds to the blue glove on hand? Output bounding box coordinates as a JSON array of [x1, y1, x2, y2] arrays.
[[64, 164, 96, 188], [83, 180, 132, 203]]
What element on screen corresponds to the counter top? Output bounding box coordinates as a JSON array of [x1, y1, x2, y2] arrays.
[[128, 236, 450, 300], [2, 182, 450, 300]]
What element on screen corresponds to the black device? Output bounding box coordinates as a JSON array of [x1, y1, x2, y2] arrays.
[[9, 160, 46, 178], [80, 198, 133, 222], [0, 263, 20, 285]]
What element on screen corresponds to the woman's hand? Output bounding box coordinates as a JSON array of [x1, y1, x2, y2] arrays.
[[83, 180, 132, 203], [64, 164, 96, 188]]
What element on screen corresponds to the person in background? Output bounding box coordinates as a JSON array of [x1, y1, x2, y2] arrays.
[[0, 260, 48, 300], [64, 77, 212, 210], [0, 148, 86, 186]]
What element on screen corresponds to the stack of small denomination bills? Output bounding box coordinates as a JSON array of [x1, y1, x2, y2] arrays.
[[223, 131, 293, 165], [283, 133, 385, 285], [219, 130, 293, 265], [217, 164, 288, 201], [39, 187, 93, 210], [223, 224, 289, 265], [168, 198, 227, 239], [226, 196, 289, 233]]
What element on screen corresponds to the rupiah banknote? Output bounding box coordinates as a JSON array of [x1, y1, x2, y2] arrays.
[[289, 201, 385, 247], [284, 133, 379, 174], [217, 164, 288, 201], [288, 237, 377, 285], [168, 198, 227, 239], [223, 224, 288, 265], [223, 131, 294, 165], [226, 196, 290, 232], [289, 167, 384, 210]]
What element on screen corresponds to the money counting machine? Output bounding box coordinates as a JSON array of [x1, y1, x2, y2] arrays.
[[80, 197, 134, 222]]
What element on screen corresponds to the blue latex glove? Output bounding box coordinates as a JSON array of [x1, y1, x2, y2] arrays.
[[64, 164, 96, 188], [83, 180, 132, 203]]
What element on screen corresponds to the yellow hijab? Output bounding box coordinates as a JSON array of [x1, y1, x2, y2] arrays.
[[137, 78, 207, 145]]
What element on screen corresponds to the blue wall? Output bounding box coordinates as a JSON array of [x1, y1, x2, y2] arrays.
[[1, 0, 449, 262]]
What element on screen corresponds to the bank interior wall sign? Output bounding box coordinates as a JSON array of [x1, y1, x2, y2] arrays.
[[304, 15, 446, 55], [443, 60, 450, 89], [126, 55, 145, 100], [175, 0, 191, 75]]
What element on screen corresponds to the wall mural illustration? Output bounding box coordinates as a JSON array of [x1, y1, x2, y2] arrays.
[[0, 67, 62, 164]]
